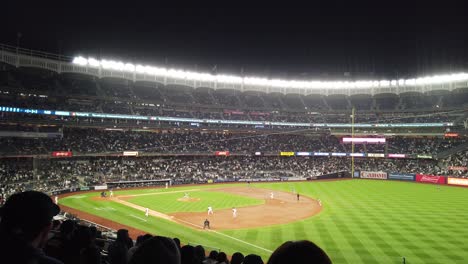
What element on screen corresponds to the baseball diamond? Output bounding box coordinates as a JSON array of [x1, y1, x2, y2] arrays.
[[59, 180, 468, 263]]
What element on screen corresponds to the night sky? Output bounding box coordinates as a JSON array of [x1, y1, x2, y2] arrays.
[[1, 3, 467, 79]]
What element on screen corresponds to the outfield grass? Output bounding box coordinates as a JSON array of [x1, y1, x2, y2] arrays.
[[61, 180, 468, 263]]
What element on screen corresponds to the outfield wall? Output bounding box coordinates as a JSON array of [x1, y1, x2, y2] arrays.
[[353, 170, 467, 186]]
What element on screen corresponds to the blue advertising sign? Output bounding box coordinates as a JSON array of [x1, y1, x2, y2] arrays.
[[388, 173, 415, 181]]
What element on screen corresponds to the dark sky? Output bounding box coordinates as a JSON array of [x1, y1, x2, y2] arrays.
[[1, 3, 467, 79]]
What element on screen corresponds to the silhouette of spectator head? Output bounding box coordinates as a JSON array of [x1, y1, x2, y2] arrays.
[[173, 237, 181, 249], [194, 245, 206, 263], [267, 240, 332, 264], [0, 191, 60, 247], [180, 245, 195, 264], [207, 250, 219, 261], [216, 252, 229, 264], [244, 254, 264, 264], [231, 252, 245, 264], [129, 236, 180, 264]]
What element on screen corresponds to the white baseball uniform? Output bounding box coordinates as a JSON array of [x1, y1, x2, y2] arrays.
[[232, 208, 237, 218], [55, 196, 58, 204], [207, 206, 213, 215], [145, 208, 149, 217], [110, 190, 114, 197], [270, 192, 274, 199]]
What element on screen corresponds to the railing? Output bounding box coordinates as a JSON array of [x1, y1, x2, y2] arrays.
[[0, 43, 71, 61]]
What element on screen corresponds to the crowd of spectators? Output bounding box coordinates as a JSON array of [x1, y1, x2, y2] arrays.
[[0, 127, 466, 156], [2, 153, 467, 201]]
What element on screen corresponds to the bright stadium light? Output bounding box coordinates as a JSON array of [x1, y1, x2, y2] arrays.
[[88, 58, 100, 67], [72, 56, 468, 90], [73, 56, 87, 66]]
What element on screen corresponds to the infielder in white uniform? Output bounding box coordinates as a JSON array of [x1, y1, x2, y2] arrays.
[[232, 207, 237, 218], [270, 192, 274, 199], [165, 182, 168, 189], [145, 208, 149, 217], [207, 206, 213, 215], [109, 190, 114, 197], [318, 199, 322, 206]]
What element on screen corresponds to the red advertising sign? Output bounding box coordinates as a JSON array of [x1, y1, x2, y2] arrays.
[[444, 133, 459, 138], [448, 166, 468, 171], [447, 177, 468, 186], [215, 151, 230, 156], [361, 171, 388, 179], [416, 174, 446, 185], [52, 151, 72, 157]]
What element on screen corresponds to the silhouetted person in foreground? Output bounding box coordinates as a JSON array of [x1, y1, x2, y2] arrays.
[[267, 240, 332, 264], [129, 236, 180, 264], [216, 252, 229, 264], [0, 191, 62, 264], [243, 254, 264, 264], [202, 250, 218, 264], [108, 229, 131, 264], [230, 252, 245, 264]]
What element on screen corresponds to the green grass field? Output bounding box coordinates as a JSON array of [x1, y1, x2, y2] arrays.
[[60, 180, 468, 263]]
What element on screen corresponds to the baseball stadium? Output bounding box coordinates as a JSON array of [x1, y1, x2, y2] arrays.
[[0, 44, 468, 263], [1, 6, 468, 263]]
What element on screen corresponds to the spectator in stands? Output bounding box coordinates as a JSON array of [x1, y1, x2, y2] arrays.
[[129, 236, 180, 264], [202, 250, 218, 264], [194, 245, 206, 263], [216, 252, 229, 264], [173, 237, 181, 249], [108, 229, 131, 264], [45, 219, 77, 263], [0, 191, 62, 264], [230, 252, 245, 264], [243, 254, 264, 264], [266, 240, 331, 264], [128, 234, 152, 261], [77, 226, 101, 264], [180, 245, 198, 264]]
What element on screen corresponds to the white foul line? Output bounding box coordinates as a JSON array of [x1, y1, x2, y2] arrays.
[[172, 217, 273, 253], [117, 190, 273, 253], [128, 214, 148, 222]]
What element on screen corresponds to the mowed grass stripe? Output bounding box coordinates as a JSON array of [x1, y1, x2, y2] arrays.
[[62, 180, 468, 263]]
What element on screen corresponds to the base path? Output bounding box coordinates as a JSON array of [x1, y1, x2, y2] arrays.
[[169, 187, 322, 230]]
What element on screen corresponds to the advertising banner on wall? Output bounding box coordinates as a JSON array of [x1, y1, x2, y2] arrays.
[[367, 153, 385, 158], [52, 151, 73, 157], [280, 152, 295, 156], [388, 173, 415, 181], [447, 177, 468, 186], [448, 166, 468, 171], [215, 151, 230, 156], [415, 174, 446, 185], [123, 151, 138, 156], [361, 171, 388, 179]]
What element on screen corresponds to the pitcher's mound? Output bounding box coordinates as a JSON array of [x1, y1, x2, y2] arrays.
[[177, 197, 200, 202]]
